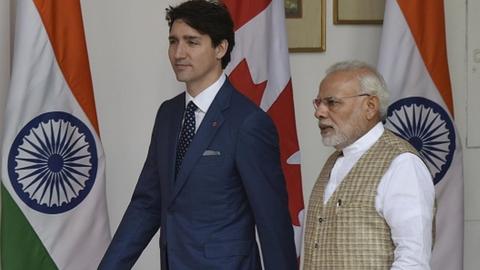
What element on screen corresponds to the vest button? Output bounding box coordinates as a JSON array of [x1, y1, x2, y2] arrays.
[[318, 217, 324, 223], [314, 243, 319, 248]]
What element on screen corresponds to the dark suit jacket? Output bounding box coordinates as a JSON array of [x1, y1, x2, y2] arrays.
[[99, 79, 297, 270]]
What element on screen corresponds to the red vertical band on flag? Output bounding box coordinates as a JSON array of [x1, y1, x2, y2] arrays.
[[222, 0, 271, 30], [397, 0, 454, 116], [33, 0, 100, 133], [224, 1, 305, 257], [267, 81, 304, 226], [229, 60, 267, 105], [229, 64, 304, 226]]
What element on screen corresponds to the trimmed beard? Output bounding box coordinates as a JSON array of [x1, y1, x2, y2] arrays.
[[319, 110, 366, 149], [321, 127, 349, 147]]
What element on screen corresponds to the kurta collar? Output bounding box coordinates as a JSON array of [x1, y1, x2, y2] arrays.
[[342, 122, 384, 158]]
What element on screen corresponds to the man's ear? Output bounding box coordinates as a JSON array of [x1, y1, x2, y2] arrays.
[[365, 95, 380, 120], [215, 39, 228, 60]]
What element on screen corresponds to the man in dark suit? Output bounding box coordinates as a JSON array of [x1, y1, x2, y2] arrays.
[[99, 1, 297, 269]]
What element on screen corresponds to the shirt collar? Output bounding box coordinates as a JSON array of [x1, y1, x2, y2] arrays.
[[342, 122, 384, 157], [185, 73, 226, 113]]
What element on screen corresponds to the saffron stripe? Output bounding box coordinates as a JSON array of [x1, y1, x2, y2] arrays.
[[397, 0, 454, 116], [32, 0, 100, 132]]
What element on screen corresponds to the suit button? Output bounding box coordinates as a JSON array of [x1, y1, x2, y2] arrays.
[[318, 217, 324, 223], [314, 243, 318, 248]]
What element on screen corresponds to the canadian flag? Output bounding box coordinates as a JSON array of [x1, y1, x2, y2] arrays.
[[223, 0, 305, 258]]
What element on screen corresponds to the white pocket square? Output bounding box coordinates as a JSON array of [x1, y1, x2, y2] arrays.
[[202, 150, 221, 156]]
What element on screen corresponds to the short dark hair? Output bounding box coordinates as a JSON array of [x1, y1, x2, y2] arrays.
[[166, 0, 235, 69]]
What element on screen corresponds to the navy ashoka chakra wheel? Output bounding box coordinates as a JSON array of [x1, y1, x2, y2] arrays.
[[8, 111, 98, 214], [386, 97, 455, 185]]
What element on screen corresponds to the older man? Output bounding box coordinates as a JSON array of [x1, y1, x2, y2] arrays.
[[303, 60, 435, 269]]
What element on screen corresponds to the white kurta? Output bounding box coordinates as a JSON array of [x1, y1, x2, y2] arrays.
[[325, 123, 435, 270]]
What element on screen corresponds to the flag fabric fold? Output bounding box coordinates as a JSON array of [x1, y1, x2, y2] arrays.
[[223, 0, 305, 259], [378, 1, 464, 269], [1, 0, 111, 269]]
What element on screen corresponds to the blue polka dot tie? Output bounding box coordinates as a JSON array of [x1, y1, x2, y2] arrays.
[[175, 101, 197, 175]]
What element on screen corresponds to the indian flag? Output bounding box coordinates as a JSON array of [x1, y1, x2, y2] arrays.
[[1, 0, 111, 269], [378, 0, 464, 269]]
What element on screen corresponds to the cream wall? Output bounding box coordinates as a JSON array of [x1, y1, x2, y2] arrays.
[[0, 0, 478, 269]]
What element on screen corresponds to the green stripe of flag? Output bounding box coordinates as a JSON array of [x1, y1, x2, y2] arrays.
[[1, 184, 57, 270]]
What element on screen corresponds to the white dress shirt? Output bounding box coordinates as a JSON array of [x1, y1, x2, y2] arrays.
[[185, 74, 226, 132], [324, 122, 435, 270]]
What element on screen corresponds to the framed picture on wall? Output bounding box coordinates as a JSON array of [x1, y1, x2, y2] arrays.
[[333, 0, 385, 24], [285, 0, 325, 52]]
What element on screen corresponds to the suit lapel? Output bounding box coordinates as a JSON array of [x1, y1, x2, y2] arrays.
[[169, 80, 233, 206], [167, 94, 186, 194]]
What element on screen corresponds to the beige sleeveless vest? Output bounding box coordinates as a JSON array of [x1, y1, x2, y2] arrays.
[[303, 130, 419, 270]]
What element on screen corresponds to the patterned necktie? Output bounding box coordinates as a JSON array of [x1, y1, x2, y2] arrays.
[[175, 101, 197, 175]]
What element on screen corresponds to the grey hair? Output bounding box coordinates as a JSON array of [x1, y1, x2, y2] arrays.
[[326, 60, 390, 120]]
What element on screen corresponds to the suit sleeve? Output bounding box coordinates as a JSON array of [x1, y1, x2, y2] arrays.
[[98, 107, 163, 270], [235, 110, 298, 270]]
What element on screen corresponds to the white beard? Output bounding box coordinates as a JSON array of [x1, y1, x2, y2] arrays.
[[319, 109, 366, 149], [321, 129, 349, 147]]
